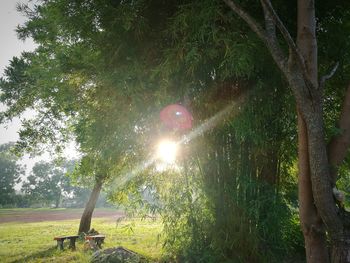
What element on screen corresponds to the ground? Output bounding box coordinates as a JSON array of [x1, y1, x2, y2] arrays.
[[0, 208, 124, 223], [0, 208, 163, 263]]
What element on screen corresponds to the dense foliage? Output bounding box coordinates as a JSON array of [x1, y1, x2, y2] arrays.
[[1, 0, 350, 262], [19, 159, 108, 208], [0, 143, 24, 207]]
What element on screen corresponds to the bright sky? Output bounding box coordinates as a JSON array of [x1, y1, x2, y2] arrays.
[[0, 0, 36, 144], [0, 0, 79, 182]]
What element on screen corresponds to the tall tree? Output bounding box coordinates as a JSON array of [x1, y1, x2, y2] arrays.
[[0, 143, 23, 207], [22, 160, 72, 207], [78, 176, 103, 233], [223, 0, 350, 261], [0, 0, 170, 233]]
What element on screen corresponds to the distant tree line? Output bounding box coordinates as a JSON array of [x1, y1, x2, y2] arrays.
[[0, 143, 109, 208]]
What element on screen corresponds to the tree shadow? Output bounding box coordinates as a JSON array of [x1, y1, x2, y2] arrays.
[[10, 247, 58, 263]]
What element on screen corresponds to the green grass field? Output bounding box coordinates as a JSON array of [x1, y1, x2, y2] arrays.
[[0, 209, 163, 263]]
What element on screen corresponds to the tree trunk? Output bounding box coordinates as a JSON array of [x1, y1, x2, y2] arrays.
[[298, 110, 329, 263], [223, 0, 350, 261], [78, 179, 103, 234], [55, 196, 60, 208], [305, 106, 350, 262], [331, 233, 350, 263], [331, 247, 350, 263], [295, 1, 330, 262], [295, 1, 350, 261], [329, 204, 350, 261]]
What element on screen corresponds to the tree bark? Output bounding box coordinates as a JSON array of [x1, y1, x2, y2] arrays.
[[295, 1, 330, 261], [331, 229, 350, 263], [305, 105, 349, 262], [78, 179, 103, 234], [298, 110, 329, 263], [295, 2, 350, 261]]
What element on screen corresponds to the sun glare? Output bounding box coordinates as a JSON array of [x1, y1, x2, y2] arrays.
[[157, 140, 178, 163]]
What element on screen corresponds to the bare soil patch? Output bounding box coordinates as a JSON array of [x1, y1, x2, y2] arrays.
[[0, 209, 124, 223]]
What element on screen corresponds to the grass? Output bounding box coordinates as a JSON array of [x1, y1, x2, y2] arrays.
[[0, 210, 163, 263], [0, 207, 120, 214]]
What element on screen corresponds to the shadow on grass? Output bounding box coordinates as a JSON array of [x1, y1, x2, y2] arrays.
[[10, 247, 58, 263]]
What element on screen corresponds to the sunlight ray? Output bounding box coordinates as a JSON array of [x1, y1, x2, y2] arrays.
[[111, 101, 241, 190]]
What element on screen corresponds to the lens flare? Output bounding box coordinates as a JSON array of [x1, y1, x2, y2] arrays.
[[157, 140, 177, 163], [110, 100, 243, 191]]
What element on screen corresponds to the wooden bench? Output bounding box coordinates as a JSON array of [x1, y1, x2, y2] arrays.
[[85, 234, 106, 249], [54, 235, 79, 250]]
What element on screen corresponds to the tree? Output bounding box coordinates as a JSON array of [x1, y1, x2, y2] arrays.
[[0, 0, 150, 233], [0, 143, 23, 207], [223, 0, 350, 262], [22, 160, 72, 207]]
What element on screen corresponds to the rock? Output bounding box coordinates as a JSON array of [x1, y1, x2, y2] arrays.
[[91, 246, 147, 263]]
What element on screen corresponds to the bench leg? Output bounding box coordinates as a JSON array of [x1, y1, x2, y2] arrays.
[[68, 238, 77, 250], [96, 238, 104, 249], [57, 240, 64, 250]]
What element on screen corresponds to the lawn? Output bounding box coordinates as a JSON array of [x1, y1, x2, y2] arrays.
[[0, 209, 163, 262]]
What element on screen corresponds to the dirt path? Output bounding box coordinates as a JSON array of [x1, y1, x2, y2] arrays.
[[0, 209, 124, 223]]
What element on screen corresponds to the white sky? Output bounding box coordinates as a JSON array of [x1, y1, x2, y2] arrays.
[[0, 0, 36, 144], [0, 0, 79, 181], [0, 0, 36, 76]]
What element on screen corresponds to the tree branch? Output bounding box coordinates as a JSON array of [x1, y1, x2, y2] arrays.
[[260, 0, 288, 73], [223, 0, 316, 91], [260, 1, 299, 53], [328, 83, 350, 185], [260, 0, 307, 72], [260, 0, 317, 98], [223, 0, 288, 73], [319, 62, 339, 90], [223, 0, 268, 42]]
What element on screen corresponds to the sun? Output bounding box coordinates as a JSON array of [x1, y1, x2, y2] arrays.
[[157, 140, 178, 163]]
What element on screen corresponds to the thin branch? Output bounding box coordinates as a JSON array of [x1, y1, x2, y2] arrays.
[[223, 0, 315, 101], [259, 0, 288, 73], [223, 0, 288, 73], [260, 0, 317, 97], [261, 0, 276, 37], [260, 0, 307, 71], [222, 0, 269, 44], [260, 0, 300, 54], [319, 62, 339, 90]]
